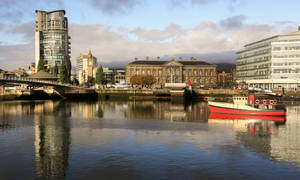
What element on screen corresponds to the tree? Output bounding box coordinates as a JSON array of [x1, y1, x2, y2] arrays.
[[130, 75, 142, 85], [54, 63, 58, 76], [37, 59, 45, 71], [72, 78, 79, 86], [50, 63, 58, 76], [88, 77, 95, 85], [130, 75, 156, 87], [143, 75, 156, 87], [110, 76, 115, 84], [59, 61, 68, 83], [95, 66, 104, 84]]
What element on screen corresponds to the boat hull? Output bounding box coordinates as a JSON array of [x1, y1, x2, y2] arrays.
[[209, 112, 286, 122], [208, 101, 286, 122]]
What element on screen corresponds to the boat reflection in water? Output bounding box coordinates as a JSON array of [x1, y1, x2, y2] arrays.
[[2, 100, 300, 179]]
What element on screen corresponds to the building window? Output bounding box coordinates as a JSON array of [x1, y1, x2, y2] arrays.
[[147, 69, 151, 75], [188, 69, 191, 76], [158, 69, 162, 76], [136, 69, 140, 75], [205, 69, 208, 76], [142, 70, 145, 74], [153, 69, 156, 76], [167, 68, 171, 75], [194, 69, 197, 76]]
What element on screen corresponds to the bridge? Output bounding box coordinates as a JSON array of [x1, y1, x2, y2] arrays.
[[0, 77, 85, 97], [0, 77, 78, 89]]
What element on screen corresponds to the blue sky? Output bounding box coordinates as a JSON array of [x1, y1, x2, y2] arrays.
[[0, 0, 299, 70]]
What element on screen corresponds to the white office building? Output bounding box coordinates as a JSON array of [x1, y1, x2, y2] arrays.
[[236, 27, 300, 90]]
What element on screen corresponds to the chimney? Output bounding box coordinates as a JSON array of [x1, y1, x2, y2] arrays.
[[157, 56, 160, 61], [179, 57, 183, 61], [146, 56, 149, 61], [134, 57, 138, 61]]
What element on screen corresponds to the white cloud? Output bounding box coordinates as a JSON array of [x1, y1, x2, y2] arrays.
[[131, 23, 184, 41], [0, 17, 296, 70], [90, 0, 143, 15]]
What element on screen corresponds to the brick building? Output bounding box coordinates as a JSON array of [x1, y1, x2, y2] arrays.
[[217, 71, 234, 86]]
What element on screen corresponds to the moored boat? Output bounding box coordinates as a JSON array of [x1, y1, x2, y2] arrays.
[[208, 95, 286, 122]]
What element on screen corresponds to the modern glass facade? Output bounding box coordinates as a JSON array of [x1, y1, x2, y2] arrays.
[[236, 27, 300, 89], [236, 37, 273, 80], [35, 10, 71, 79]]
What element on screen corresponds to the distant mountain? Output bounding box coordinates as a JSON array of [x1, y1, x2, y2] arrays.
[[215, 63, 236, 72], [174, 51, 236, 64], [70, 51, 238, 71]]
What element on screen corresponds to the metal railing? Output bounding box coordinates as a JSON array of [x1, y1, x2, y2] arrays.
[[0, 77, 78, 88]]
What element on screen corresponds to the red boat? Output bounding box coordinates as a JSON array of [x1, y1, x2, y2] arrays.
[[208, 95, 286, 122]]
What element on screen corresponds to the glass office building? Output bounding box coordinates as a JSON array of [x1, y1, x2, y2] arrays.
[[236, 27, 300, 90], [35, 10, 71, 78]]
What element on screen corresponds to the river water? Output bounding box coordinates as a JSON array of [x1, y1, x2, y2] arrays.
[[0, 100, 300, 179]]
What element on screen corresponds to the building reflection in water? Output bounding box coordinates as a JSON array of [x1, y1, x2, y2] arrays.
[[0, 100, 71, 178], [0, 101, 61, 130], [34, 101, 71, 179], [269, 106, 300, 166], [1, 99, 300, 177], [124, 101, 210, 122], [208, 106, 300, 167]]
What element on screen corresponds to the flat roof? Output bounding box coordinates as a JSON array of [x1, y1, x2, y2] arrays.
[[128, 60, 213, 66], [244, 31, 300, 47], [243, 79, 300, 83], [243, 35, 278, 47], [35, 10, 66, 15]]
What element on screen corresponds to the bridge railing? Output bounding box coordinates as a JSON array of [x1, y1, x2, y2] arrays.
[[0, 77, 78, 88]]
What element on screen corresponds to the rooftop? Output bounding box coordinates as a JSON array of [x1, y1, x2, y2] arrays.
[[244, 26, 300, 47], [128, 60, 212, 66], [35, 10, 66, 15]]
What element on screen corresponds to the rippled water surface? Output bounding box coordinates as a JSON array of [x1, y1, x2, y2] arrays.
[[0, 100, 300, 179]]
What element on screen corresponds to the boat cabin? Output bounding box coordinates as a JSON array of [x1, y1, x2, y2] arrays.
[[233, 96, 248, 105]]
